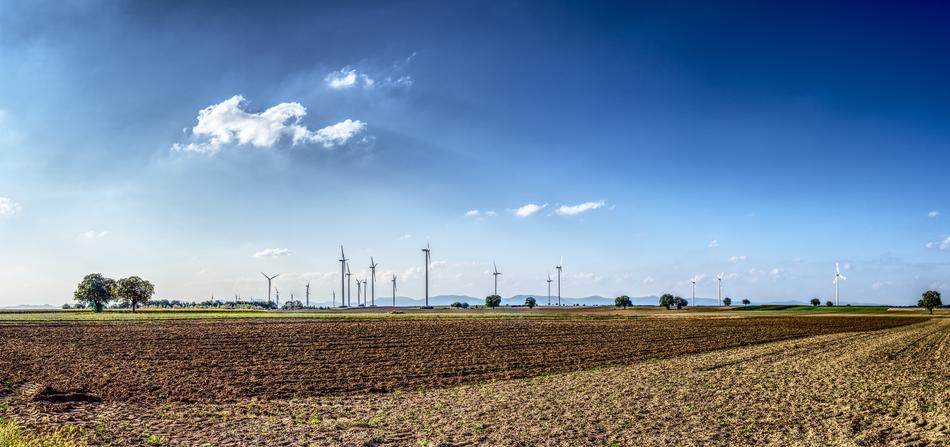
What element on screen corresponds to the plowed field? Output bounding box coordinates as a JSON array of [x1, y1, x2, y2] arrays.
[[0, 316, 921, 404]]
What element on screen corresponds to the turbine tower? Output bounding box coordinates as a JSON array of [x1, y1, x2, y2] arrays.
[[338, 246, 348, 308], [261, 272, 280, 305], [275, 288, 280, 307], [546, 273, 553, 306], [356, 279, 362, 307], [391, 274, 397, 307], [332, 290, 336, 307], [834, 262, 847, 306], [422, 242, 431, 307], [369, 257, 378, 307], [556, 257, 563, 306], [345, 263, 352, 307], [716, 273, 724, 306], [492, 262, 502, 296], [305, 281, 310, 308]]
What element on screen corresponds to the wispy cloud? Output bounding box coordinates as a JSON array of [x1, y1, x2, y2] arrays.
[[642, 276, 655, 284], [769, 268, 785, 279], [253, 248, 291, 258], [172, 95, 366, 154], [555, 200, 605, 216], [485, 210, 497, 216], [80, 230, 109, 240], [729, 255, 747, 262], [514, 203, 546, 217], [708, 239, 719, 248], [466, 209, 497, 218], [399, 234, 412, 240], [0, 196, 20, 217], [928, 210, 941, 218], [465, 209, 480, 217]]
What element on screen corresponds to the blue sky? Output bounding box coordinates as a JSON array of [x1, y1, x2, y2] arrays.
[[1, 0, 949, 306]]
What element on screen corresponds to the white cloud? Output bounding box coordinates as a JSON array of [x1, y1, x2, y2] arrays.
[[514, 203, 546, 217], [485, 210, 497, 217], [80, 230, 109, 240], [555, 200, 605, 216], [465, 209, 480, 217], [927, 236, 950, 250], [928, 210, 941, 218], [769, 268, 785, 278], [871, 281, 892, 290], [0, 197, 20, 217], [642, 276, 655, 284], [325, 68, 375, 89], [253, 248, 290, 258], [724, 272, 739, 280], [708, 239, 719, 248], [729, 255, 747, 262], [399, 234, 412, 240], [172, 95, 366, 154]]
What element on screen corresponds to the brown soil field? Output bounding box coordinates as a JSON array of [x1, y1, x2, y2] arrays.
[[1, 315, 945, 446], [0, 316, 920, 405]]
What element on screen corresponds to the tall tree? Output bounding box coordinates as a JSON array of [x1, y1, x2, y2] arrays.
[[614, 295, 632, 309], [918, 290, 942, 315], [485, 294, 502, 308], [115, 276, 155, 313], [659, 293, 674, 310], [525, 296, 536, 308], [74, 273, 116, 312]]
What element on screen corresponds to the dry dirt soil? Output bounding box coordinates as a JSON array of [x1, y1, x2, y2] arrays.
[[1, 316, 946, 446]]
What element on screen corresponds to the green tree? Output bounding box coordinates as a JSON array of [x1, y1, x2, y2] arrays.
[[74, 273, 116, 312], [450, 301, 463, 308], [810, 298, 821, 306], [115, 276, 155, 313], [825, 300, 834, 307], [485, 294, 502, 308], [673, 296, 687, 310], [741, 298, 750, 306], [525, 296, 537, 308], [918, 290, 942, 315], [722, 296, 732, 306], [659, 293, 674, 310], [614, 295, 632, 309]]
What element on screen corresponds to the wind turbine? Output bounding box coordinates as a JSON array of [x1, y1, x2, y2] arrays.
[[332, 290, 336, 307], [422, 242, 431, 307], [345, 263, 352, 307], [834, 262, 847, 306], [492, 262, 502, 296], [691, 277, 696, 306], [356, 279, 362, 307], [338, 246, 348, 308], [305, 281, 310, 308], [716, 273, 724, 306], [556, 257, 563, 306], [261, 272, 280, 305], [369, 257, 378, 307], [391, 274, 397, 307], [546, 273, 553, 306], [275, 288, 280, 307]]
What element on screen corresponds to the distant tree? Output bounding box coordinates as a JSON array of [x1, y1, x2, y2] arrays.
[[461, 302, 469, 309], [614, 295, 632, 309], [825, 300, 834, 307], [918, 290, 942, 315], [450, 301, 463, 308], [114, 276, 155, 313], [722, 296, 732, 306], [810, 298, 821, 306], [741, 298, 750, 306], [525, 296, 537, 308], [74, 273, 116, 312], [659, 293, 674, 310], [673, 296, 688, 310], [485, 294, 502, 308]]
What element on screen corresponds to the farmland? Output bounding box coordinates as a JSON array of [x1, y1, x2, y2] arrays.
[[0, 312, 946, 445]]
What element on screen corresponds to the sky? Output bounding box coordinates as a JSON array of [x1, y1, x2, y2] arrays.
[[1, 0, 950, 306]]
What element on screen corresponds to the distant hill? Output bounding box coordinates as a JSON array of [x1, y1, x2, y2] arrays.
[[0, 304, 58, 310]]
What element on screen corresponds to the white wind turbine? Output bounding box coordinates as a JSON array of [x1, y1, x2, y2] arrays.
[[691, 277, 697, 306], [834, 262, 847, 306], [716, 272, 724, 306], [492, 262, 502, 296]]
